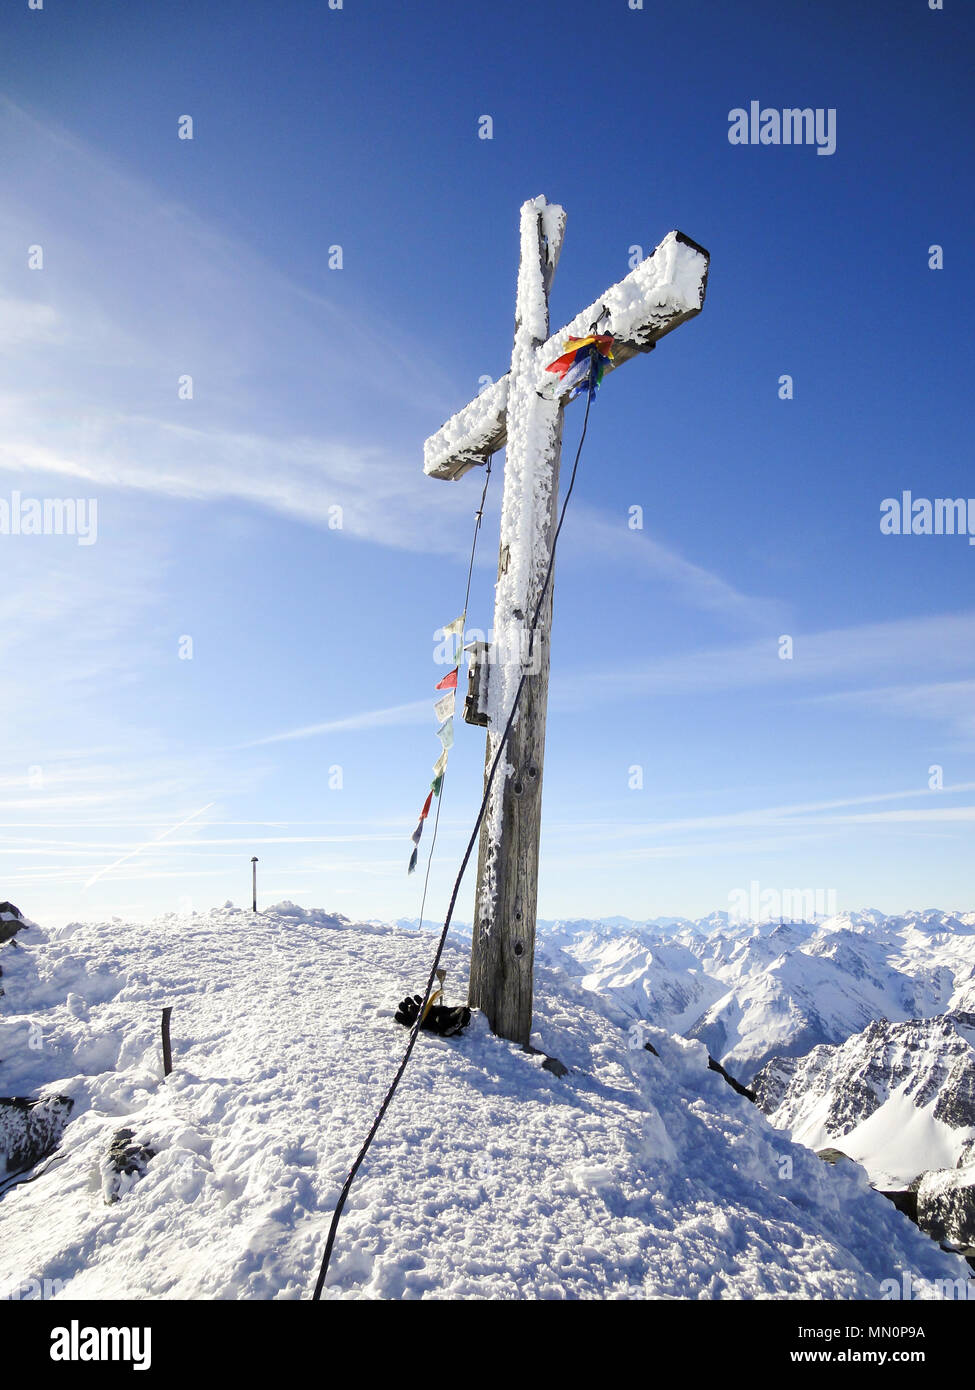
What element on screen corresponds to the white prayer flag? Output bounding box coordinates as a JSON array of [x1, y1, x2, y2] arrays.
[[432, 748, 448, 778], [434, 691, 455, 723], [436, 718, 454, 751]]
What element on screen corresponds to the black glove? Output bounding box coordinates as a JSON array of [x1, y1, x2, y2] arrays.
[[424, 1004, 472, 1037], [394, 994, 423, 1027], [393, 996, 471, 1037]]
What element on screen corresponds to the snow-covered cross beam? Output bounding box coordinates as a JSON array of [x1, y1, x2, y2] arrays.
[[424, 218, 709, 483], [423, 196, 709, 1048]]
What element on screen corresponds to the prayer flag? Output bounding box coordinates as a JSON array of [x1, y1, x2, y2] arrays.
[[545, 333, 614, 400], [434, 691, 455, 723]]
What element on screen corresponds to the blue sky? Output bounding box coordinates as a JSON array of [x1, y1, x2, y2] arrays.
[[1, 0, 973, 928]]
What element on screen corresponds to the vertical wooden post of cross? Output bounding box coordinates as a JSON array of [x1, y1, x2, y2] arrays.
[[467, 198, 566, 1047]]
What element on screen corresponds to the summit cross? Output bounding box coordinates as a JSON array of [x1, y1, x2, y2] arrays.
[[424, 195, 709, 1046]]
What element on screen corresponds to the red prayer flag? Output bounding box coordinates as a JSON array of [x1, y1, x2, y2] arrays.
[[435, 667, 458, 691], [419, 791, 433, 820]]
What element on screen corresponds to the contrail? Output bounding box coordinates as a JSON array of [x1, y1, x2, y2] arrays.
[[83, 802, 215, 889]]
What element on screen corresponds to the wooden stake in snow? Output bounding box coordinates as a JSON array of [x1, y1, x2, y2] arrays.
[[424, 196, 709, 1047], [161, 1006, 173, 1077]]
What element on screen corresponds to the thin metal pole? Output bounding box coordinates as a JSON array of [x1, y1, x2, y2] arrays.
[[251, 856, 258, 912]]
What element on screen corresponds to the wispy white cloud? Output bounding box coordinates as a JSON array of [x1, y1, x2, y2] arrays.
[[0, 97, 795, 615], [0, 96, 481, 556], [553, 609, 975, 708], [564, 504, 786, 632], [0, 298, 62, 350], [82, 802, 213, 889], [545, 781, 975, 843], [809, 679, 975, 738], [244, 699, 432, 746]]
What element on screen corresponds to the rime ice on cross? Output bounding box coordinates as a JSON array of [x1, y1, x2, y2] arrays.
[[424, 195, 709, 1046]]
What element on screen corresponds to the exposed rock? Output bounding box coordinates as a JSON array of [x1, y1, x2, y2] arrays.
[[751, 1054, 799, 1113], [933, 1013, 975, 1127], [916, 1166, 975, 1252], [817, 1146, 854, 1166], [101, 1128, 155, 1205], [0, 902, 29, 945], [877, 1184, 919, 1224], [707, 1053, 756, 1102], [0, 1095, 73, 1177], [522, 1043, 568, 1077]]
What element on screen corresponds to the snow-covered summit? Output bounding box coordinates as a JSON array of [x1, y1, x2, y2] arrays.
[[0, 904, 969, 1299]]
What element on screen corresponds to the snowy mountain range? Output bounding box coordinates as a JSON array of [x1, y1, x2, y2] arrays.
[[537, 910, 975, 1083], [2, 902, 971, 1299]]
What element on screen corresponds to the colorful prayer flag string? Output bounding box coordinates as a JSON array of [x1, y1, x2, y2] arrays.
[[545, 333, 614, 401], [408, 615, 465, 872]]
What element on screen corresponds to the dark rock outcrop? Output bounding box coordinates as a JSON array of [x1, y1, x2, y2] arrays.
[[101, 1128, 155, 1205], [0, 1095, 73, 1177], [707, 1053, 756, 1102], [0, 902, 28, 945], [916, 1167, 975, 1253], [751, 1055, 800, 1113], [816, 1146, 854, 1166]]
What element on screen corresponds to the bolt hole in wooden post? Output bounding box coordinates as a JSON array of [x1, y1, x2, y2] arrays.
[[513, 780, 524, 796], [514, 941, 524, 957]]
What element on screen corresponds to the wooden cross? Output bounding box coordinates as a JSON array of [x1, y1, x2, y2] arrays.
[[424, 195, 709, 1047]]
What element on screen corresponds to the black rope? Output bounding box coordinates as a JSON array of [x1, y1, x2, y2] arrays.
[[310, 382, 594, 1301]]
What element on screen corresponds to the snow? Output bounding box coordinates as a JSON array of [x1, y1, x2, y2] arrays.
[[791, 1087, 968, 1191], [1, 905, 970, 1300], [552, 933, 727, 1035], [423, 374, 508, 480], [517, 195, 557, 344], [536, 230, 707, 362]]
